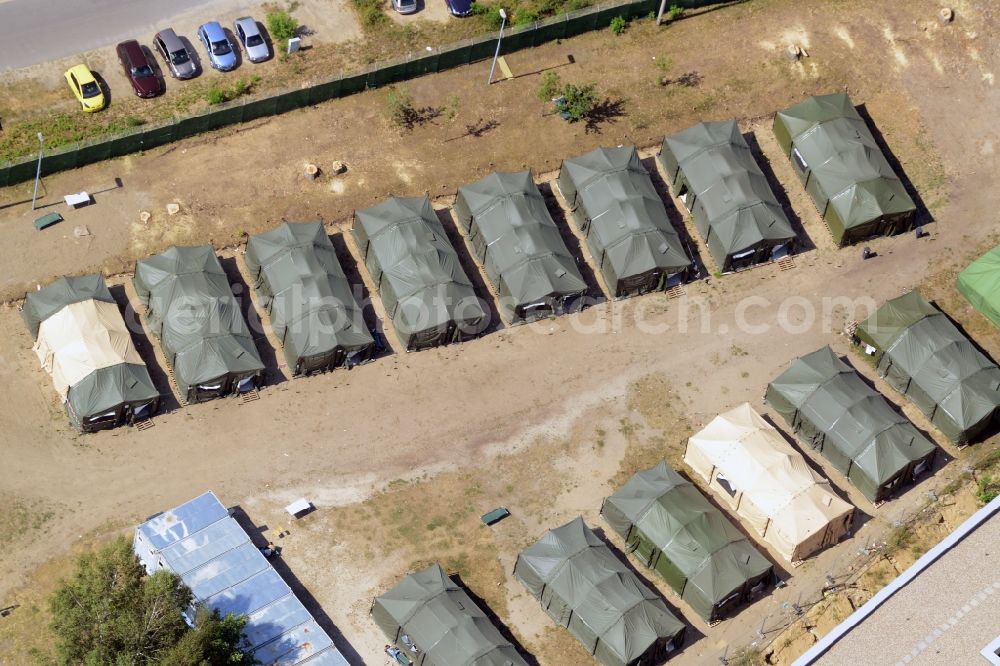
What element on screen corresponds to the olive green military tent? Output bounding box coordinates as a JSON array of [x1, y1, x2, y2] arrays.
[[245, 222, 374, 375], [453, 171, 587, 323], [371, 563, 528, 666], [766, 346, 937, 503], [773, 92, 916, 246], [134, 246, 264, 404], [659, 120, 796, 272], [353, 197, 487, 351], [686, 404, 855, 563], [557, 146, 693, 298], [601, 461, 773, 623], [957, 245, 1000, 330], [856, 291, 1000, 444], [514, 516, 685, 666], [22, 275, 158, 432]]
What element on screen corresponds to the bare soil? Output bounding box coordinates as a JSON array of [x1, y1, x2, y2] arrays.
[[2, 0, 1000, 664]]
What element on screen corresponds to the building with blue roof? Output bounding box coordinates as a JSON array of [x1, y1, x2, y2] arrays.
[[134, 491, 348, 666]]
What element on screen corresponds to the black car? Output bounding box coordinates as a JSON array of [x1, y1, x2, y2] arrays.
[[446, 0, 473, 17]]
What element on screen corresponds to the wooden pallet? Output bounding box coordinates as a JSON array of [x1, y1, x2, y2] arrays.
[[240, 389, 260, 404], [165, 367, 187, 407], [135, 419, 155, 431], [665, 285, 686, 300], [778, 256, 795, 271]]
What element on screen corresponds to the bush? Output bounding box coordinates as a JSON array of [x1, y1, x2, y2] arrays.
[[977, 474, 1000, 505], [267, 9, 299, 46], [206, 87, 226, 105], [206, 77, 259, 105], [514, 8, 539, 25], [610, 16, 626, 35], [353, 0, 389, 28], [560, 81, 598, 121], [386, 86, 416, 127], [125, 116, 145, 127], [537, 71, 562, 102], [667, 4, 684, 20], [472, 3, 507, 30]]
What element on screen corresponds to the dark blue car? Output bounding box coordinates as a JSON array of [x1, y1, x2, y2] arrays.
[[446, 0, 473, 17]]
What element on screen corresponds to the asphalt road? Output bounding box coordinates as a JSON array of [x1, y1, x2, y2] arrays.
[[0, 0, 241, 71]]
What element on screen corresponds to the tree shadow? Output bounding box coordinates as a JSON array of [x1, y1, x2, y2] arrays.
[[449, 573, 539, 665], [743, 131, 814, 253], [659, 70, 702, 88], [856, 103, 935, 229], [229, 506, 365, 665], [108, 284, 180, 414], [397, 105, 444, 131], [584, 97, 626, 134], [219, 256, 285, 388], [444, 117, 500, 142]]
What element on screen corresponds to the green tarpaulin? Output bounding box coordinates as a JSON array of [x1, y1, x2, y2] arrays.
[[23, 275, 159, 432], [557, 145, 692, 298], [134, 246, 264, 403], [856, 291, 1000, 444], [766, 346, 937, 502], [371, 563, 528, 666], [659, 120, 796, 273], [957, 245, 1000, 330], [245, 222, 374, 375], [353, 197, 486, 351], [601, 461, 773, 622], [773, 92, 916, 246], [453, 171, 587, 323], [514, 516, 685, 666]]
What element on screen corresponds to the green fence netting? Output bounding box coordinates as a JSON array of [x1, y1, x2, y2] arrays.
[[0, 0, 729, 187]]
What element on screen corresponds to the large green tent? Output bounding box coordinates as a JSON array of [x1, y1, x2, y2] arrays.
[[514, 516, 685, 666], [659, 120, 796, 272], [134, 246, 264, 404], [245, 222, 374, 375], [957, 245, 1000, 330], [601, 461, 773, 622], [773, 92, 916, 246], [23, 275, 159, 431], [557, 146, 693, 298], [371, 563, 528, 666], [453, 171, 587, 323], [766, 346, 937, 502], [856, 291, 1000, 444], [353, 197, 487, 351]]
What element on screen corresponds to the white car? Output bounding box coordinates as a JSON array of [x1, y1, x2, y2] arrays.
[[392, 0, 418, 14], [234, 17, 270, 63]]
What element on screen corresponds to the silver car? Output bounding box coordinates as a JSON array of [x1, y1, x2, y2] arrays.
[[153, 28, 196, 79], [234, 17, 270, 63]]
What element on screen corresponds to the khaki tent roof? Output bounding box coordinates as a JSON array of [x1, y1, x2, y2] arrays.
[[245, 222, 373, 373], [957, 245, 1000, 330], [766, 346, 937, 503], [856, 291, 1000, 443], [515, 516, 685, 666], [686, 403, 854, 562], [453, 171, 586, 321], [602, 461, 772, 622], [557, 146, 691, 296], [134, 246, 264, 399], [22, 274, 112, 339], [353, 197, 486, 350], [24, 275, 158, 429], [660, 120, 795, 270], [773, 93, 915, 244], [372, 563, 528, 666]]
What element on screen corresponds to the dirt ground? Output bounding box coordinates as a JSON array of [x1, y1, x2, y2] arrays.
[[2, 0, 1000, 664]]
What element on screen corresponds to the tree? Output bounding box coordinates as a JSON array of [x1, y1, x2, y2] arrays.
[[49, 536, 253, 665], [266, 10, 299, 49]]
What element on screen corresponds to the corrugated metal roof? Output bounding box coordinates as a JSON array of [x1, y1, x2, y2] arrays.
[[134, 492, 348, 665]]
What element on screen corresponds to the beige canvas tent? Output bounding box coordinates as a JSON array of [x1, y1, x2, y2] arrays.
[[685, 403, 854, 562]]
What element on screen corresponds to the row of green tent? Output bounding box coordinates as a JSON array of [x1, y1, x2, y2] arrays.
[[22, 275, 159, 431], [855, 290, 1000, 444]]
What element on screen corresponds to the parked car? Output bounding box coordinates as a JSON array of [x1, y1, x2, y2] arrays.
[[446, 0, 473, 17], [392, 0, 418, 14], [197, 21, 237, 71], [64, 64, 106, 112], [233, 17, 270, 62], [116, 40, 163, 98], [153, 28, 197, 79]]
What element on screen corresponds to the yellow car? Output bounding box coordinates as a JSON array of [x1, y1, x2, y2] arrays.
[[64, 64, 106, 112]]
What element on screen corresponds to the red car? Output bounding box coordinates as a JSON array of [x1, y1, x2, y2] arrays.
[[116, 40, 163, 98]]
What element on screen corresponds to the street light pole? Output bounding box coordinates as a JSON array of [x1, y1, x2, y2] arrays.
[[487, 8, 508, 85], [31, 132, 44, 211]]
